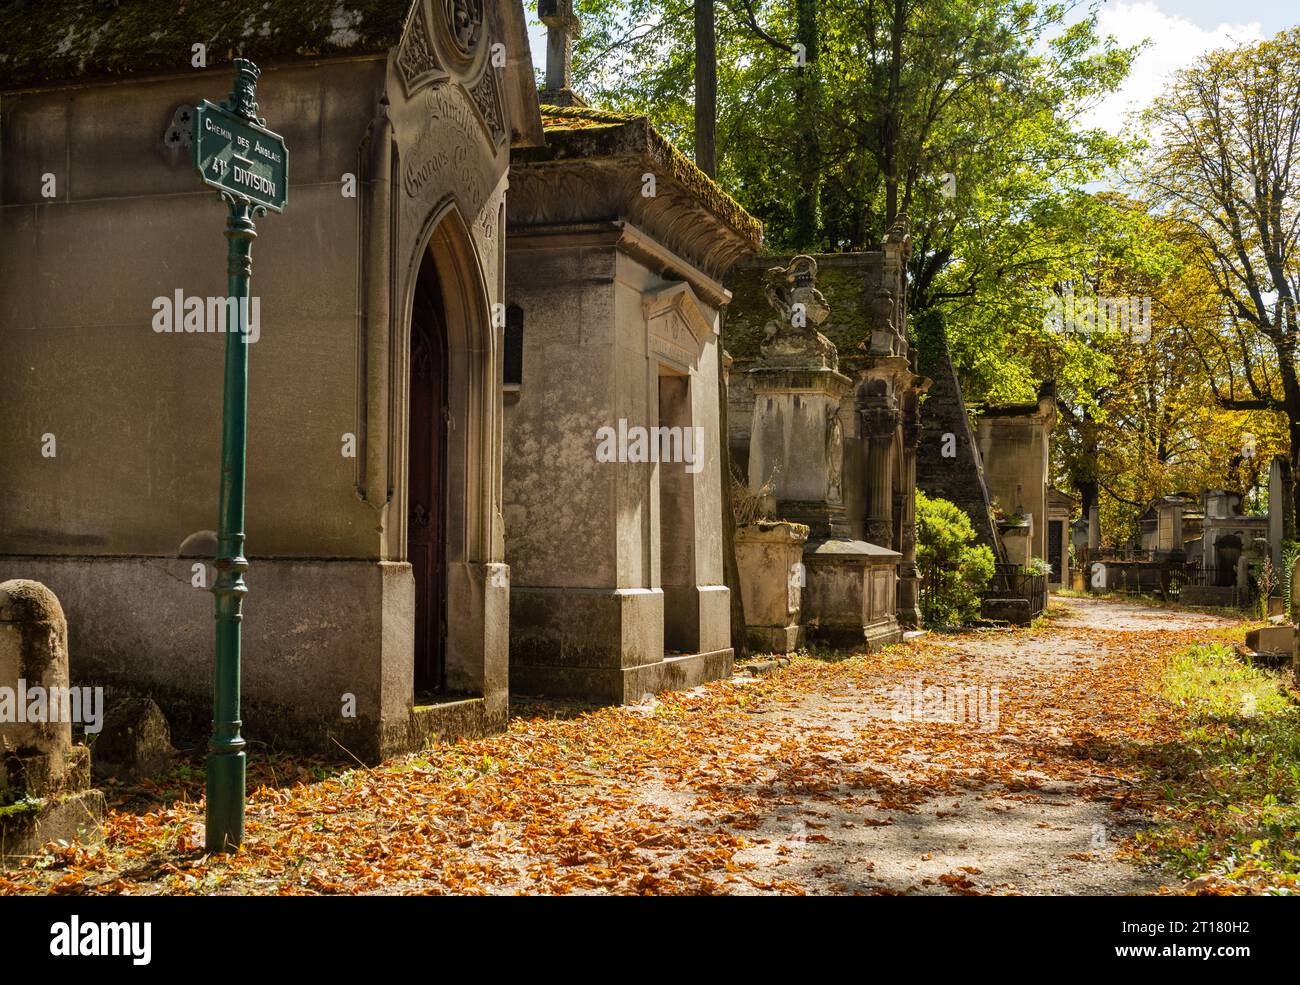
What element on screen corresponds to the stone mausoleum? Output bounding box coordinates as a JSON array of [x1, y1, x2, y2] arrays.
[[974, 382, 1058, 570], [0, 1, 545, 759], [501, 104, 762, 700]]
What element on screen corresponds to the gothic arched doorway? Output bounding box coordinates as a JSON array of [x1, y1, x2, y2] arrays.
[[408, 249, 449, 695]]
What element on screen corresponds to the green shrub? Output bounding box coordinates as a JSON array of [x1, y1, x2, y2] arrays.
[[916, 491, 996, 625], [1021, 556, 1052, 577]]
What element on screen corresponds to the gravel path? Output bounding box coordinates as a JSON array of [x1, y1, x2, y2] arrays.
[[625, 595, 1244, 896]]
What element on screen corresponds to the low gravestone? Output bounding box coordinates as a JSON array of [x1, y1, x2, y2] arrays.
[[0, 580, 104, 864], [92, 695, 176, 783], [1245, 625, 1296, 666]]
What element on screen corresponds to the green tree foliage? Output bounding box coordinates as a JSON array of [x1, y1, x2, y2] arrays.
[[916, 491, 995, 624], [570, 0, 1136, 318], [569, 0, 1149, 432], [568, 2, 1297, 544], [1047, 201, 1288, 544], [1137, 27, 1300, 528]]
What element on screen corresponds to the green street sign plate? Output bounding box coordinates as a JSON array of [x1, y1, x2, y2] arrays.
[[192, 100, 288, 212]]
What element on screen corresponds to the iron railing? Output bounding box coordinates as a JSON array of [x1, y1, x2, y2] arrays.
[[983, 563, 1047, 619]]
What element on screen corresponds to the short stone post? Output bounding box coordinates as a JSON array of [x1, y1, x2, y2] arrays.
[[1, 580, 104, 864], [734, 521, 809, 653]]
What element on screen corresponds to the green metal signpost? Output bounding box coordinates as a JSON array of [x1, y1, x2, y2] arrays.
[[192, 59, 287, 853]]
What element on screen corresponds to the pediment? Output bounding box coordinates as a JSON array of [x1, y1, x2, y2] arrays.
[[644, 282, 716, 370]]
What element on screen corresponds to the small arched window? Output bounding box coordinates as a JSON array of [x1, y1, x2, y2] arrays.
[[503, 304, 524, 390]]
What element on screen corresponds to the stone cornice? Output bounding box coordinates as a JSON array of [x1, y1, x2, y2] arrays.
[[508, 106, 763, 283], [505, 220, 733, 308], [747, 365, 853, 399]]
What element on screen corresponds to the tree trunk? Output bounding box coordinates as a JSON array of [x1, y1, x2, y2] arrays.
[[1289, 416, 1300, 552], [1077, 480, 1097, 526], [694, 0, 717, 178], [1268, 331, 1300, 553], [793, 0, 820, 248], [884, 0, 905, 223]]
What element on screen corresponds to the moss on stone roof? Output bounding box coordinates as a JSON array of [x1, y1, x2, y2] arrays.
[[0, 0, 410, 90], [530, 103, 763, 250], [538, 104, 636, 130]]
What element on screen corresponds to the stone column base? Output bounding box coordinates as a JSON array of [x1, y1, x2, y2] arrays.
[[0, 788, 106, 866], [510, 585, 733, 702]]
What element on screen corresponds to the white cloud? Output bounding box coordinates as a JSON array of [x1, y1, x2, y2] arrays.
[[1084, 1, 1264, 133]]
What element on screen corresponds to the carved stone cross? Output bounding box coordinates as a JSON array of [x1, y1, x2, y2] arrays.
[[539, 0, 582, 101]]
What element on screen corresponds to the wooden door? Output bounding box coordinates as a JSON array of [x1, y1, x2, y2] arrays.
[[408, 263, 447, 695]]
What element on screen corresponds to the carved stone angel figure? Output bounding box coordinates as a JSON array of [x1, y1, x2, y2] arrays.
[[764, 255, 829, 333], [760, 255, 838, 369]]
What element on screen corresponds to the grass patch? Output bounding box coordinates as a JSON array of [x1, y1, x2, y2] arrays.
[[1134, 643, 1300, 893]]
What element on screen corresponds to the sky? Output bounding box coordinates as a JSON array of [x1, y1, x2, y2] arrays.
[[524, 1, 1297, 135], [1075, 0, 1279, 133]]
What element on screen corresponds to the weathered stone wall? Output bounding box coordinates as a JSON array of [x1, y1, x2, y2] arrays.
[[1, 60, 387, 559]]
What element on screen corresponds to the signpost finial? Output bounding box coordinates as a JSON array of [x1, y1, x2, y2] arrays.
[[223, 57, 263, 124]]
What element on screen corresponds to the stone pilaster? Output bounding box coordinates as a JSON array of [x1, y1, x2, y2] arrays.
[[896, 409, 923, 628], [861, 396, 898, 547]]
